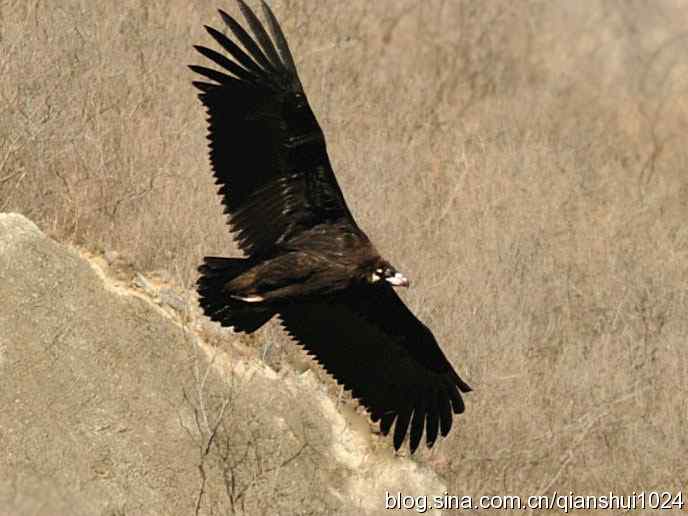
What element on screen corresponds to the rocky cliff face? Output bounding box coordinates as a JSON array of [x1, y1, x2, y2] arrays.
[[0, 213, 445, 516]]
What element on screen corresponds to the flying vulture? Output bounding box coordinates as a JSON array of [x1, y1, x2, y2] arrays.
[[191, 0, 471, 453]]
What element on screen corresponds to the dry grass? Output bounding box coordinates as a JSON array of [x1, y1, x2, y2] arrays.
[[2, 0, 687, 506]]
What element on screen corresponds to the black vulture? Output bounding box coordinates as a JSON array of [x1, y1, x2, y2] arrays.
[[191, 0, 471, 454]]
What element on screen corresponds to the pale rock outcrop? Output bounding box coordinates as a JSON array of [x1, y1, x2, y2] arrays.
[[0, 213, 445, 515]]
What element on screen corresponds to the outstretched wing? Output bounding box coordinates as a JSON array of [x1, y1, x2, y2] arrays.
[[278, 284, 471, 453], [191, 0, 357, 257]]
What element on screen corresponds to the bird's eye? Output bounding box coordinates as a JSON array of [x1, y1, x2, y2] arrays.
[[385, 267, 394, 276]]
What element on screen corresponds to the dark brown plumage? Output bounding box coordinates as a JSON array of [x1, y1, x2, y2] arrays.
[[192, 0, 471, 453]]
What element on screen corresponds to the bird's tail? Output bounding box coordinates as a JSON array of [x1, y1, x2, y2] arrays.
[[197, 256, 275, 333]]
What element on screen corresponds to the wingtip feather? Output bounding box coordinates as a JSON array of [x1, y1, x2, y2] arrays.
[[393, 406, 412, 451], [260, 0, 299, 75], [234, 0, 282, 69], [438, 392, 453, 437], [408, 406, 425, 454]]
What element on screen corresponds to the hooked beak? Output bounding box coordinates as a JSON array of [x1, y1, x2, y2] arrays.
[[386, 272, 410, 288]]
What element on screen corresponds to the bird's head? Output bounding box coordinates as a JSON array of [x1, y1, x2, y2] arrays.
[[368, 260, 410, 288]]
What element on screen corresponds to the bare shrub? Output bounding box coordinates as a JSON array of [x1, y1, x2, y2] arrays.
[[179, 335, 334, 515]]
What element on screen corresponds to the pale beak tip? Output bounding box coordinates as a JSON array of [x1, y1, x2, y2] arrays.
[[386, 272, 410, 288]]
